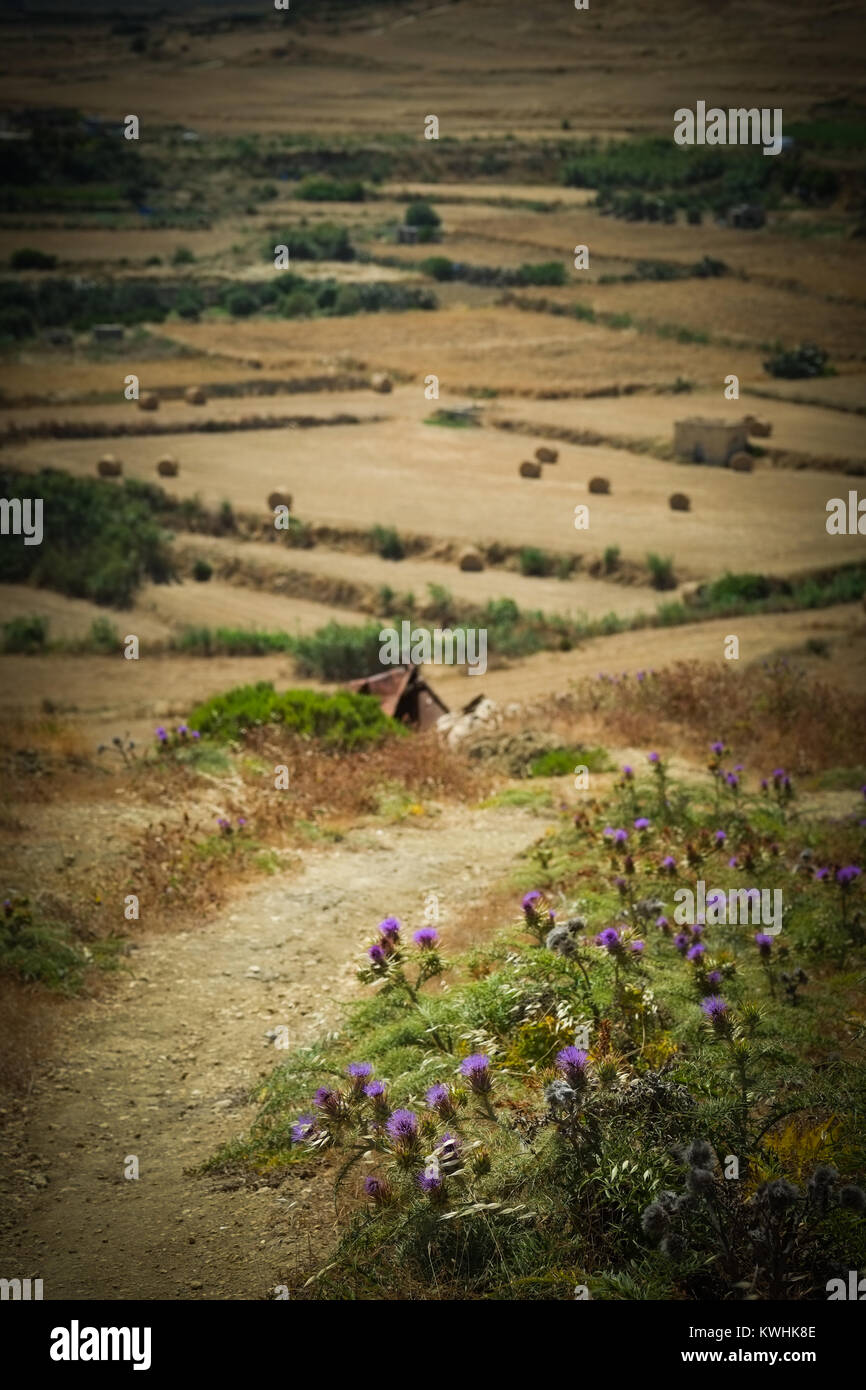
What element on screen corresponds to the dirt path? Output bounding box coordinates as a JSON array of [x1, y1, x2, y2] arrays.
[[0, 802, 542, 1301]]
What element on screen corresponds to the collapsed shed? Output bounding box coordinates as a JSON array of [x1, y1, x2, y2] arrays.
[[346, 664, 450, 731]]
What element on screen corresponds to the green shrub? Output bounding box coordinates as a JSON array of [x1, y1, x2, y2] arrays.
[[188, 682, 399, 747], [370, 525, 405, 561], [763, 342, 831, 379], [172, 245, 195, 265], [516, 261, 566, 286], [528, 745, 611, 777], [291, 622, 391, 682], [192, 559, 213, 582], [0, 468, 174, 608], [223, 287, 258, 318], [1, 614, 48, 653], [269, 223, 354, 261], [88, 616, 119, 653], [296, 175, 365, 202], [404, 200, 441, 228], [419, 256, 454, 281], [603, 545, 620, 574], [706, 572, 773, 604], [10, 247, 57, 271], [647, 552, 677, 591], [519, 546, 552, 577]]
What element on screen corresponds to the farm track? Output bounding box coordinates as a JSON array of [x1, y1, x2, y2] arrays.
[[0, 802, 543, 1300]]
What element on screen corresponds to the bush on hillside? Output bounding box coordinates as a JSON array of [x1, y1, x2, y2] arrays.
[[188, 683, 400, 748]]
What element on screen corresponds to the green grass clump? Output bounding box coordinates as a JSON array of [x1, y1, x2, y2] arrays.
[[188, 683, 402, 749], [1, 615, 47, 653], [528, 746, 612, 778], [295, 175, 365, 202]]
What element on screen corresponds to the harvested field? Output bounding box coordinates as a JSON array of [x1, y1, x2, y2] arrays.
[[8, 415, 865, 579]]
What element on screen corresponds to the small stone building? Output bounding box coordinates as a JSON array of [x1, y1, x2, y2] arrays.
[[396, 224, 419, 244], [674, 417, 749, 466]]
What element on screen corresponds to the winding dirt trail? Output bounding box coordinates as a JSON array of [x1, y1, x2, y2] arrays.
[[0, 803, 542, 1301]]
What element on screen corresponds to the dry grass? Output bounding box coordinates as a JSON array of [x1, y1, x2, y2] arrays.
[[541, 659, 866, 773]]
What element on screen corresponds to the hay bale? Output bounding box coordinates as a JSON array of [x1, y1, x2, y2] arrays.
[[97, 454, 122, 477], [185, 385, 207, 405], [138, 391, 159, 412], [535, 446, 558, 464], [669, 491, 691, 511], [519, 460, 542, 478], [729, 452, 754, 473], [157, 455, 179, 477], [458, 546, 484, 572], [267, 490, 292, 511], [370, 372, 392, 394], [588, 476, 610, 494]]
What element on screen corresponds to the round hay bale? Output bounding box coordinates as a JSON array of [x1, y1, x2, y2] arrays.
[[669, 491, 691, 511], [519, 460, 542, 478], [185, 385, 207, 405], [370, 372, 393, 394], [535, 446, 558, 464], [97, 454, 122, 477], [588, 476, 610, 494], [157, 455, 179, 477], [458, 546, 485, 572], [729, 452, 754, 473], [267, 490, 292, 511], [138, 391, 159, 412]]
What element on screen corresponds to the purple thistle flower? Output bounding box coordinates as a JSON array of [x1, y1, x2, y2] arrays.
[[364, 1079, 386, 1099], [648, 751, 660, 764], [711, 741, 724, 755], [313, 1087, 344, 1119], [413, 926, 440, 949], [686, 942, 705, 961], [237, 816, 247, 827], [701, 994, 728, 1019], [725, 772, 739, 789], [425, 1082, 456, 1117], [602, 827, 616, 839], [522, 890, 543, 913], [459, 1053, 492, 1094], [714, 829, 726, 844], [631, 940, 645, 953], [368, 943, 386, 965], [674, 932, 690, 954], [656, 915, 669, 929], [417, 1170, 443, 1194], [728, 856, 738, 869], [595, 926, 620, 952], [837, 865, 862, 886], [622, 765, 634, 779], [614, 828, 628, 843], [634, 817, 650, 831], [346, 1061, 373, 1094], [761, 778, 768, 791], [364, 1174, 391, 1204], [661, 855, 676, 873], [706, 969, 722, 986], [156, 726, 167, 741], [191, 730, 201, 740], [385, 1109, 419, 1145], [814, 867, 829, 881], [291, 1114, 315, 1145], [177, 723, 188, 736], [754, 933, 774, 957], [556, 1046, 588, 1088], [378, 916, 401, 938]]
